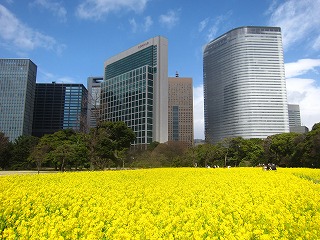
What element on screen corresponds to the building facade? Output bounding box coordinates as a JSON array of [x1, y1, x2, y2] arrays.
[[101, 36, 168, 146], [168, 74, 194, 147], [87, 76, 103, 129], [288, 104, 308, 133], [32, 83, 88, 137], [203, 26, 289, 143], [0, 59, 37, 142], [288, 104, 301, 128]]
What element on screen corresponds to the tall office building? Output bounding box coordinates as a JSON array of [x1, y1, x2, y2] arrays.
[[87, 76, 103, 129], [288, 104, 301, 127], [288, 104, 308, 133], [203, 26, 289, 143], [101, 36, 168, 146], [0, 59, 37, 142], [32, 83, 88, 137], [168, 73, 194, 147]]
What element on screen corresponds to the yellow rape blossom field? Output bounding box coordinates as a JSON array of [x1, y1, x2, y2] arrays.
[[1, 168, 320, 239]]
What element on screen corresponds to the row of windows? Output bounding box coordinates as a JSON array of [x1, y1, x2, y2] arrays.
[[103, 45, 160, 145], [105, 46, 156, 79]]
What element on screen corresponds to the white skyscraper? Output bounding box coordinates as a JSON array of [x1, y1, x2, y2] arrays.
[[203, 26, 289, 143]]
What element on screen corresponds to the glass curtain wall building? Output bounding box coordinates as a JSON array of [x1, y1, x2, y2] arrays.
[[203, 26, 289, 143], [101, 36, 168, 146], [0, 59, 37, 142], [32, 83, 88, 137]]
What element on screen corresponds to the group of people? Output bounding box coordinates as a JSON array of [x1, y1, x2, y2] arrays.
[[263, 163, 277, 171]]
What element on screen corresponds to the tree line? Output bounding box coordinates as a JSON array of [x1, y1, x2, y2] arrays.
[[0, 121, 135, 171], [127, 122, 320, 169], [1, 122, 319, 171]]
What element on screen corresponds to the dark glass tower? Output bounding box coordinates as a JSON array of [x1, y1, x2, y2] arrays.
[[32, 83, 88, 137]]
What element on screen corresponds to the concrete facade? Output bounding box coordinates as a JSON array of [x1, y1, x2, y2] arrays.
[[168, 75, 194, 147]]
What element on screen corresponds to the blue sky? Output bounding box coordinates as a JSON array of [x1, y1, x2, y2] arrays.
[[1, 0, 320, 139]]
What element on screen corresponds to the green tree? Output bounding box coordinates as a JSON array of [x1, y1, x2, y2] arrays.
[[151, 142, 188, 167], [130, 151, 163, 168], [29, 129, 88, 171], [115, 148, 128, 169], [88, 121, 135, 169], [11, 135, 39, 169], [241, 138, 264, 166], [179, 143, 224, 168], [192, 143, 215, 167], [263, 132, 301, 166], [28, 144, 49, 173], [52, 143, 76, 171], [0, 132, 12, 170], [297, 123, 320, 168], [148, 141, 160, 151], [227, 137, 245, 167], [131, 141, 189, 168]]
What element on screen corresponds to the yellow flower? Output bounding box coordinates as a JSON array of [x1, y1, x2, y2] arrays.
[[0, 168, 319, 239]]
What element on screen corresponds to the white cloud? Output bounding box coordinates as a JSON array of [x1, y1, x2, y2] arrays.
[[76, 0, 148, 20], [286, 78, 320, 129], [193, 85, 204, 139], [264, 0, 278, 16], [205, 11, 233, 42], [129, 18, 137, 33], [198, 18, 209, 33], [143, 16, 153, 32], [313, 35, 320, 51], [0, 4, 65, 54], [57, 76, 77, 84], [268, 0, 320, 50], [129, 16, 153, 33], [159, 9, 179, 29], [285, 58, 320, 128], [285, 59, 320, 78], [37, 69, 76, 84], [30, 0, 67, 22]]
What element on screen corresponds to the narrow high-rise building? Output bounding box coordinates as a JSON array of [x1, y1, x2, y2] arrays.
[[288, 104, 308, 133], [203, 26, 289, 143], [0, 59, 37, 141], [101, 36, 168, 146], [87, 76, 103, 129], [288, 104, 301, 128], [168, 74, 194, 147], [32, 83, 88, 137]]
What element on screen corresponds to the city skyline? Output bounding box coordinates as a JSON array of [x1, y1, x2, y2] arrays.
[[1, 0, 320, 139]]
